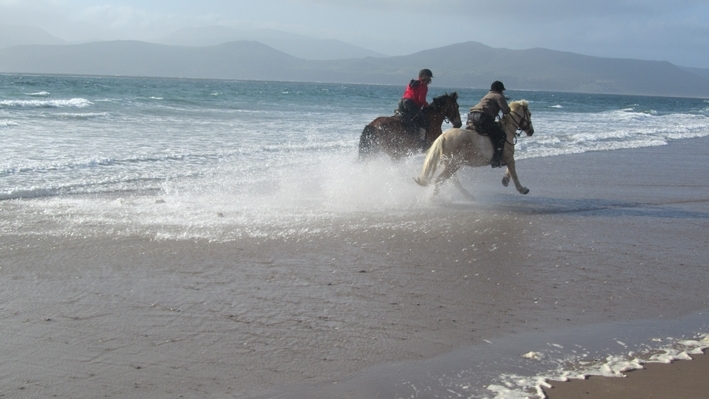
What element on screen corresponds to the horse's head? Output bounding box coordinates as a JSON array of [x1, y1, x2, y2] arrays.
[[429, 92, 462, 128], [509, 100, 534, 136]]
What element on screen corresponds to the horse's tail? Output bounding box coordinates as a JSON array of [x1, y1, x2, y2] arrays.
[[415, 134, 444, 187], [358, 125, 377, 161]]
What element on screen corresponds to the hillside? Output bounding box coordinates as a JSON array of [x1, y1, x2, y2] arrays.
[[154, 26, 386, 60], [679, 66, 709, 82], [0, 40, 310, 80], [321, 42, 709, 97], [1, 40, 708, 98]]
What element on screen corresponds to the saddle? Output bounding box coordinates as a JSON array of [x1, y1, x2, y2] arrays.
[[466, 112, 493, 135], [467, 112, 506, 168], [394, 110, 423, 137], [466, 124, 485, 135]]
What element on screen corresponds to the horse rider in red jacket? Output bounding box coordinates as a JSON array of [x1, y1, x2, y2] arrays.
[[396, 69, 433, 142]]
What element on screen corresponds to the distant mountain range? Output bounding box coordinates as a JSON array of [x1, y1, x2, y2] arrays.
[[679, 66, 709, 82], [0, 25, 384, 61], [1, 25, 708, 98], [154, 26, 385, 60]]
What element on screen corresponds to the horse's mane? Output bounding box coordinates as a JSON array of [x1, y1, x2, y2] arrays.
[[509, 100, 529, 110], [427, 92, 458, 111]]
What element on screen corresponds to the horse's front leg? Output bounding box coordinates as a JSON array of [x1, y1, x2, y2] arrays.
[[501, 159, 529, 195]]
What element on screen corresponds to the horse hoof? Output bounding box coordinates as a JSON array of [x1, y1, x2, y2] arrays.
[[521, 188, 530, 195], [502, 177, 510, 187]]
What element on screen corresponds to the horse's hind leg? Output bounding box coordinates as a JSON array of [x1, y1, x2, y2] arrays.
[[502, 159, 529, 195], [451, 174, 474, 200], [358, 125, 377, 161], [433, 163, 460, 195]]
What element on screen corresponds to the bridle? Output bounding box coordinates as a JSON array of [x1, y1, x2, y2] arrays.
[[509, 106, 531, 134], [429, 95, 459, 124], [443, 106, 459, 124], [504, 105, 532, 145], [444, 98, 461, 126]]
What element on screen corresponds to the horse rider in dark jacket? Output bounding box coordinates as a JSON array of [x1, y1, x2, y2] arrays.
[[396, 69, 433, 143], [466, 81, 510, 168]]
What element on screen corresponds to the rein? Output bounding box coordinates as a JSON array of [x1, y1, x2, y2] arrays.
[[424, 94, 459, 125], [504, 106, 530, 145]]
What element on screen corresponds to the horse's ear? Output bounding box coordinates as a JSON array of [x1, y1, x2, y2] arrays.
[[452, 92, 458, 99]]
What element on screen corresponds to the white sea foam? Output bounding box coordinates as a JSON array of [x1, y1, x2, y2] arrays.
[[0, 149, 435, 239], [0, 98, 92, 108], [3, 103, 709, 240], [54, 112, 110, 119], [316, 312, 709, 399], [484, 333, 709, 399], [517, 109, 709, 159], [0, 119, 18, 127]]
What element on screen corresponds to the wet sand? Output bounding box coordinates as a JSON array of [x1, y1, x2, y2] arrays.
[[1, 137, 708, 398], [544, 350, 709, 399]]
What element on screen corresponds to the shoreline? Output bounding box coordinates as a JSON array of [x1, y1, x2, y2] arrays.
[[543, 350, 709, 399], [1, 137, 708, 398]]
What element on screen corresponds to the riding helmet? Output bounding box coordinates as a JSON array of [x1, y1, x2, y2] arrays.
[[491, 81, 506, 92], [419, 69, 434, 79]]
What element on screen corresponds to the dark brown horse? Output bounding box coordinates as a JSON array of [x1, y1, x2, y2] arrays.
[[358, 92, 462, 161]]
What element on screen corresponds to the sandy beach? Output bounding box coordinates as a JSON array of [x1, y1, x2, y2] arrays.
[[1, 137, 708, 398], [543, 350, 709, 399]]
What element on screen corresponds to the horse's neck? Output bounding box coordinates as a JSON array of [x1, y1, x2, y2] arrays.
[[424, 108, 444, 127], [500, 115, 516, 137], [428, 113, 445, 127]]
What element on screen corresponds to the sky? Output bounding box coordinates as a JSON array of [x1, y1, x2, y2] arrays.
[[1, 0, 708, 68]]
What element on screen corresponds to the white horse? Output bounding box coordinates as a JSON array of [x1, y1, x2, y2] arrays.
[[414, 100, 534, 198]]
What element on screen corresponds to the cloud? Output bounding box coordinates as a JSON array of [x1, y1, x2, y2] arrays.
[[74, 5, 217, 35], [79, 5, 156, 30], [291, 0, 706, 19], [0, 0, 707, 67], [0, 1, 67, 30], [0, 1, 220, 41], [282, 0, 709, 40]]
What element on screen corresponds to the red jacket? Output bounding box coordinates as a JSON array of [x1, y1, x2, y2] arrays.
[[402, 79, 429, 107]]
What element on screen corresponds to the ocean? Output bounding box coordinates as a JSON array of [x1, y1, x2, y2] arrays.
[[1, 73, 709, 398], [2, 74, 708, 241]]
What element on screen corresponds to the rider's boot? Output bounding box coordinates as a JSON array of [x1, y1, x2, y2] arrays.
[[490, 148, 503, 168]]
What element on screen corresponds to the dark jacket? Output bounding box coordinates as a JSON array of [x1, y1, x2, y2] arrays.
[[469, 91, 510, 118]]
